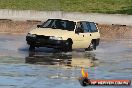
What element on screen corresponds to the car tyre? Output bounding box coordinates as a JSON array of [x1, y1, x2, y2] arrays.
[[63, 40, 72, 52], [85, 41, 96, 51]]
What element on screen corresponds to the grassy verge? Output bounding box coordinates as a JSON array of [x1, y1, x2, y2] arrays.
[[0, 0, 132, 14]]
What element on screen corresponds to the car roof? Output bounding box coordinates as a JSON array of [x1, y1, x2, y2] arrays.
[[47, 19, 95, 24], [48, 19, 72, 22]]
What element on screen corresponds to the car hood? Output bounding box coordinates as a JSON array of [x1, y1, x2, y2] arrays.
[[29, 28, 74, 37]]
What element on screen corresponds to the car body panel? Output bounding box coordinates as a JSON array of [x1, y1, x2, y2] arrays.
[[29, 28, 92, 48]]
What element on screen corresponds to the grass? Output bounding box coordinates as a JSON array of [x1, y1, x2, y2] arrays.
[[0, 0, 132, 14]]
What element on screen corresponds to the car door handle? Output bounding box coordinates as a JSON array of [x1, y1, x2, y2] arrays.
[[83, 35, 84, 37], [90, 34, 92, 36]]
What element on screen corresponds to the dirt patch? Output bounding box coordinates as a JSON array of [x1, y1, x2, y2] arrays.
[[0, 20, 131, 39], [98, 24, 132, 39], [0, 20, 40, 34]]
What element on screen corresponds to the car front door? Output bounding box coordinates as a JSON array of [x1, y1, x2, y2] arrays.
[[72, 22, 92, 48], [88, 22, 100, 39]]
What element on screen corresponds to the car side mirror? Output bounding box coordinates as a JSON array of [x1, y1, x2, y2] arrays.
[[37, 25, 42, 28], [75, 27, 83, 34]]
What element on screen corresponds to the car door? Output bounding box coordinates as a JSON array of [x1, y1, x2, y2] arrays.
[[72, 22, 91, 48], [79, 22, 93, 48], [88, 22, 100, 39]]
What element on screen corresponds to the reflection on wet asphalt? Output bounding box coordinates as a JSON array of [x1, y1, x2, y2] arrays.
[[0, 34, 132, 88], [25, 51, 97, 68]]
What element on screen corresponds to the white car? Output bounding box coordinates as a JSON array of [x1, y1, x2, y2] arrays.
[[26, 19, 100, 51]]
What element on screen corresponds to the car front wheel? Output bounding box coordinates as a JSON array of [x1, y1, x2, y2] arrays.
[[63, 40, 72, 52], [85, 42, 96, 51], [29, 45, 35, 51]]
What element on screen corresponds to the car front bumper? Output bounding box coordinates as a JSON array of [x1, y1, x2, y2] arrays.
[[26, 36, 66, 48]]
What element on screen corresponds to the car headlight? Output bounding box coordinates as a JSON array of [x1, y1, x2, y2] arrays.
[[27, 33, 36, 37], [49, 36, 63, 40]]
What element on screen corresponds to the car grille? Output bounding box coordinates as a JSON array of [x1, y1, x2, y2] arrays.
[[36, 35, 49, 41]]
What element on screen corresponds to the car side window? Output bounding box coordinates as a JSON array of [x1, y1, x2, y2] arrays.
[[81, 22, 91, 32], [80, 22, 98, 33], [89, 22, 98, 32]]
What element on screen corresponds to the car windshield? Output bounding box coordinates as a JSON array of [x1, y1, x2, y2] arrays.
[[41, 19, 75, 31]]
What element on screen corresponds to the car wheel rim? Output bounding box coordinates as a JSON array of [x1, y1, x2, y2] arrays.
[[90, 43, 93, 49], [66, 42, 69, 45]]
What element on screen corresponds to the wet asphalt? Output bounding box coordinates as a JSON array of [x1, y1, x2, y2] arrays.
[[0, 34, 132, 88]]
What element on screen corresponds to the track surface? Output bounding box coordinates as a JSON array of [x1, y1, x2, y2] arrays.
[[0, 34, 131, 88]]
